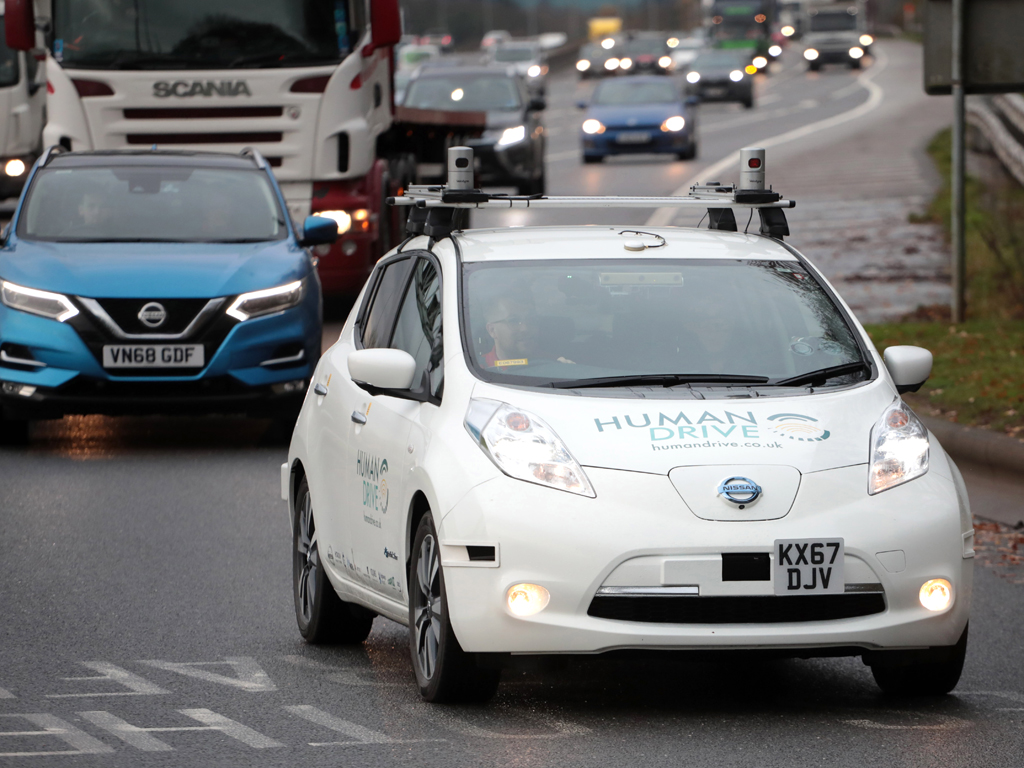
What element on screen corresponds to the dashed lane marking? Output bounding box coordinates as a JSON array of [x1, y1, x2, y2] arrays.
[[403, 704, 590, 739], [139, 656, 276, 692], [46, 662, 169, 698], [285, 704, 444, 747], [79, 708, 285, 751], [0, 713, 115, 757], [0, 687, 14, 699]]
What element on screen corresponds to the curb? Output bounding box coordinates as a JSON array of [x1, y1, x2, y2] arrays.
[[922, 415, 1024, 475]]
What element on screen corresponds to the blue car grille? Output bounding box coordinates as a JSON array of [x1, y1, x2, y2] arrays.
[[94, 298, 211, 335]]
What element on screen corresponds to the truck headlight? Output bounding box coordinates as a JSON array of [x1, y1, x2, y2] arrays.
[[4, 159, 26, 177], [313, 210, 352, 235], [465, 399, 596, 497], [497, 125, 526, 147], [0, 280, 79, 322], [226, 279, 305, 322], [804, 48, 819, 60], [582, 118, 605, 135], [661, 115, 686, 132], [868, 398, 929, 495]]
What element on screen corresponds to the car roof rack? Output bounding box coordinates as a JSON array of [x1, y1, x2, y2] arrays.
[[388, 146, 794, 241]]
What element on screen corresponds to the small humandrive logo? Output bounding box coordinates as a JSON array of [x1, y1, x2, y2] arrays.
[[384, 547, 399, 561], [767, 413, 831, 442]]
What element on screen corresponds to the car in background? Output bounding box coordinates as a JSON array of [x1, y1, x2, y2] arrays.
[[619, 34, 674, 75], [579, 76, 697, 163], [0, 149, 335, 441], [419, 30, 454, 53], [397, 67, 546, 195], [576, 36, 625, 78], [686, 49, 755, 109], [667, 32, 708, 70], [396, 44, 442, 73], [802, 3, 868, 70], [480, 30, 512, 51], [488, 41, 548, 95]]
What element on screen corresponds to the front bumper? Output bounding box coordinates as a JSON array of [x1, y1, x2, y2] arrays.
[[0, 300, 320, 418], [437, 464, 972, 655], [695, 80, 751, 103], [809, 48, 861, 64], [582, 127, 693, 157]]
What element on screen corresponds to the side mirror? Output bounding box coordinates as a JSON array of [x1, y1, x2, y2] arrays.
[[5, 0, 35, 51], [883, 346, 932, 394], [300, 215, 338, 247], [576, 100, 588, 110], [528, 97, 546, 112], [348, 348, 417, 391], [365, 0, 402, 56]]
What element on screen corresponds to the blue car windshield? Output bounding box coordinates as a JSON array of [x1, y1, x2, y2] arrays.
[[593, 80, 677, 105], [17, 166, 288, 243]]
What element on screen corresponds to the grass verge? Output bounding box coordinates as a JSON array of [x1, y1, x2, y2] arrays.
[[865, 320, 1024, 439]]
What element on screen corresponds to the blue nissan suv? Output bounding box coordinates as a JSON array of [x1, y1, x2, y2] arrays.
[[0, 148, 337, 440]]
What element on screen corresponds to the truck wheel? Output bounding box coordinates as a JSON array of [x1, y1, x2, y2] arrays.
[[870, 625, 968, 696], [409, 512, 500, 703]]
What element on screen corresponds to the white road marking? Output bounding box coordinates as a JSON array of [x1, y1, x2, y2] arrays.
[[280, 655, 402, 687], [46, 662, 169, 698], [830, 81, 866, 100], [546, 149, 581, 162], [844, 713, 970, 730], [404, 704, 590, 739], [646, 46, 890, 227], [139, 656, 276, 692], [0, 687, 13, 699], [286, 704, 442, 746], [0, 713, 114, 757], [79, 708, 285, 751]]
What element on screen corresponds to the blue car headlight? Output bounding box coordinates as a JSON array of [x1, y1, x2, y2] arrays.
[[1, 280, 80, 322], [226, 278, 306, 322]]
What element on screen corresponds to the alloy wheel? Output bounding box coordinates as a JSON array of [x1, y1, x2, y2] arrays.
[[413, 533, 442, 679]]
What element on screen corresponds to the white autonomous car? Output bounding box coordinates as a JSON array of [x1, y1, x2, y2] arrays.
[[282, 148, 973, 703]]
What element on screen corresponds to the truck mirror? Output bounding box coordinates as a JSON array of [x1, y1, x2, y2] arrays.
[[5, 0, 36, 51], [366, 0, 402, 56]]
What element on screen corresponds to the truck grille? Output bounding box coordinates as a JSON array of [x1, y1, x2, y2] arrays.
[[126, 131, 283, 145], [588, 593, 885, 624], [124, 106, 284, 119]]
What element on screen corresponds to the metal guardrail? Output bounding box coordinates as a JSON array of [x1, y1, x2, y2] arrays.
[[967, 95, 1024, 187]]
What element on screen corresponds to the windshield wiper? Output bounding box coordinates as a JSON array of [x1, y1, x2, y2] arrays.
[[549, 373, 770, 389], [773, 361, 870, 388]]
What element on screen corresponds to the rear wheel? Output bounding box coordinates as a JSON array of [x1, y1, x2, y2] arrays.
[[677, 141, 698, 161], [293, 477, 374, 644], [870, 624, 968, 696], [409, 512, 500, 703]]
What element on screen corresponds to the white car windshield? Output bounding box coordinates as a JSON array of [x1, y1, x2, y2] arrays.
[[404, 75, 521, 112], [462, 259, 868, 389], [18, 165, 287, 242]]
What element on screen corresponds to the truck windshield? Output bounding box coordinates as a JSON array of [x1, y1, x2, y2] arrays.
[[404, 75, 521, 112], [52, 0, 358, 69], [18, 165, 287, 243], [0, 20, 20, 87], [462, 259, 867, 390], [809, 13, 859, 32]]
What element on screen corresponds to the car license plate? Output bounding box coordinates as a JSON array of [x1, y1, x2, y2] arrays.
[[773, 538, 844, 595], [102, 344, 204, 369], [703, 87, 727, 97], [616, 131, 651, 144]]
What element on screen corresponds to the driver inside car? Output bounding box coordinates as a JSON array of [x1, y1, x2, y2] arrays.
[[482, 294, 574, 367]]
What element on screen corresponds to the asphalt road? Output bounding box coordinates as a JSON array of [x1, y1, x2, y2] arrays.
[[2, 42, 1024, 767]]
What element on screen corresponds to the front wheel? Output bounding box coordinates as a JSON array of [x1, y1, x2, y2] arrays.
[[293, 477, 375, 644], [409, 512, 500, 703], [870, 624, 968, 696]]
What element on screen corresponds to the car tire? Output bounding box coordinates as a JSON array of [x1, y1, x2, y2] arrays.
[[583, 155, 603, 164], [809, 62, 821, 72], [677, 142, 698, 161], [870, 624, 968, 696], [850, 59, 862, 69], [409, 512, 500, 703], [293, 476, 375, 644], [742, 96, 754, 109]]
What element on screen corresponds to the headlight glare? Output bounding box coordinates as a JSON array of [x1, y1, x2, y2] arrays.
[[576, 59, 591, 71], [581, 118, 605, 135], [868, 398, 929, 495], [781, 25, 795, 36], [860, 34, 874, 46], [465, 399, 596, 497], [313, 210, 352, 234], [729, 69, 744, 82], [527, 64, 542, 78], [0, 280, 79, 322], [604, 57, 620, 70], [686, 70, 701, 83], [768, 45, 782, 57], [226, 279, 305, 322], [658, 55, 673, 68], [752, 56, 768, 68], [4, 159, 26, 177], [498, 124, 526, 146], [619, 57, 633, 69], [661, 115, 686, 132], [804, 48, 819, 60], [849, 46, 864, 59]]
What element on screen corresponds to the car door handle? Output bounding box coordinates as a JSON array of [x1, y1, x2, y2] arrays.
[[313, 383, 328, 396], [351, 410, 367, 425]]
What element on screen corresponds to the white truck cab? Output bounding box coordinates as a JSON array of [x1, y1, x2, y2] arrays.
[[0, 1, 44, 200]]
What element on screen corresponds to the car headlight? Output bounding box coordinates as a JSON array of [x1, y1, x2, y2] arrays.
[[0, 280, 79, 322], [313, 210, 352, 235], [465, 400, 595, 497], [604, 57, 620, 70], [658, 55, 673, 68], [686, 70, 700, 83], [752, 56, 768, 68], [781, 25, 795, 36], [860, 34, 874, 46], [729, 69, 744, 82], [4, 159, 26, 177], [576, 59, 591, 71], [868, 398, 929, 495], [226, 279, 305, 322], [849, 46, 864, 59], [768, 45, 782, 57], [527, 64, 542, 78], [661, 115, 686, 132], [498, 124, 526, 146], [581, 118, 605, 135], [619, 57, 633, 69], [804, 48, 819, 60]]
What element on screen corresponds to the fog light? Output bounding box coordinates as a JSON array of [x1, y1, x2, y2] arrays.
[[745, 64, 758, 75], [341, 240, 358, 256], [919, 579, 952, 612], [4, 159, 26, 177], [507, 583, 550, 617], [272, 379, 306, 395], [1, 381, 36, 397]]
